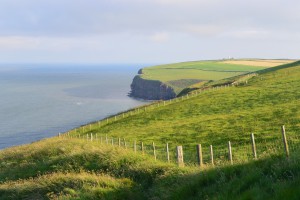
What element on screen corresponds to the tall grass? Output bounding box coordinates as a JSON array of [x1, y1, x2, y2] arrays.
[[1, 137, 300, 199]]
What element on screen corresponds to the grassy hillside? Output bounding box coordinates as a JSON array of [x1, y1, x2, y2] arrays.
[[139, 59, 295, 93], [75, 60, 300, 165], [0, 138, 300, 200], [1, 60, 300, 199], [1, 137, 300, 199]]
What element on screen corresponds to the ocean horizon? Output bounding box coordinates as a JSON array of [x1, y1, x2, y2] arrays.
[[0, 63, 148, 150]]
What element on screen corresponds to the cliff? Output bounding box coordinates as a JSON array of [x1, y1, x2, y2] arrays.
[[130, 75, 176, 100]]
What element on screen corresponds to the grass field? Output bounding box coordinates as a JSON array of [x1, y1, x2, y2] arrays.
[[222, 59, 294, 67], [1, 136, 300, 199], [75, 60, 300, 165], [140, 59, 296, 93], [1, 60, 300, 199]]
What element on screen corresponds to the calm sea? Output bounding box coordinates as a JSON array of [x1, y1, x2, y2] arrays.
[[0, 64, 146, 149]]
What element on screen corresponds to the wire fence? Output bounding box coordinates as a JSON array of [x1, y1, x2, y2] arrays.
[[60, 125, 299, 167]]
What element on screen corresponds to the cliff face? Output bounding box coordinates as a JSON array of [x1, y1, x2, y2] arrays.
[[130, 75, 176, 100]]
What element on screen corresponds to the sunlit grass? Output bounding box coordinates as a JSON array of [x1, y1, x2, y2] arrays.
[[1, 60, 300, 199]]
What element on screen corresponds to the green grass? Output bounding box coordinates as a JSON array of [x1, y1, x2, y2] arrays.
[[141, 60, 268, 80], [1, 137, 300, 199], [1, 60, 300, 199], [76, 60, 300, 165], [0, 138, 183, 199], [139, 60, 280, 94]]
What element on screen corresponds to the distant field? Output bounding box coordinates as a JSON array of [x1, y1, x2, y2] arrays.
[[140, 59, 296, 92], [222, 59, 295, 67]]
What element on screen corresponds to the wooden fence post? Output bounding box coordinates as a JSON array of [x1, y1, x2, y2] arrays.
[[124, 139, 127, 149], [153, 142, 157, 161], [112, 138, 114, 146], [95, 133, 98, 142], [176, 146, 184, 167], [118, 138, 121, 147], [166, 143, 170, 163], [228, 141, 233, 164], [141, 142, 144, 154], [134, 140, 137, 153], [58, 133, 61, 138], [90, 133, 93, 142], [251, 133, 257, 159], [282, 125, 289, 157], [105, 134, 108, 144], [210, 145, 214, 166], [196, 144, 203, 167]]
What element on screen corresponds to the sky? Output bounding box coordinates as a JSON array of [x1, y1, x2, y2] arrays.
[[0, 0, 299, 64]]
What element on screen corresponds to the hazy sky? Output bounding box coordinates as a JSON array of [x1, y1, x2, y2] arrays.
[[0, 0, 299, 64]]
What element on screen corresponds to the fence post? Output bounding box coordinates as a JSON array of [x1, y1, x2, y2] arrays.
[[90, 133, 93, 142], [282, 125, 289, 158], [124, 139, 127, 149], [176, 146, 184, 167], [95, 133, 98, 142], [251, 133, 257, 159], [134, 140, 137, 153], [141, 142, 144, 154], [58, 133, 61, 138], [210, 145, 214, 166], [118, 138, 121, 147], [153, 142, 157, 161], [196, 144, 203, 167], [166, 143, 170, 163], [100, 136, 103, 144], [112, 138, 114, 146], [105, 134, 108, 144], [228, 141, 233, 164]]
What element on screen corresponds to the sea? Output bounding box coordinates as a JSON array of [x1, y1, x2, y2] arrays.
[[0, 64, 147, 150]]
